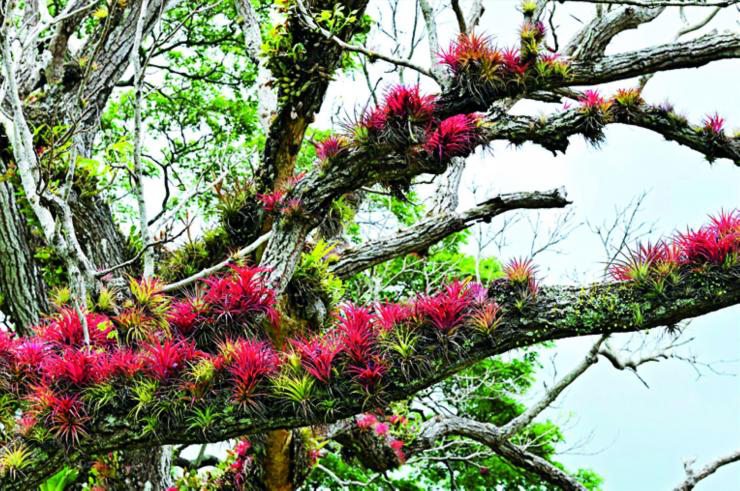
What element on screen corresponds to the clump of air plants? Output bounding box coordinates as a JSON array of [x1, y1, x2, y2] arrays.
[[0, 441, 32, 478], [610, 241, 682, 295], [414, 280, 477, 336], [610, 88, 644, 119], [225, 339, 279, 410], [675, 209, 739, 268], [519, 21, 546, 63], [534, 53, 570, 80], [577, 89, 612, 144], [503, 258, 540, 309], [357, 84, 437, 149], [440, 33, 514, 101], [257, 189, 286, 213], [215, 180, 260, 237], [202, 265, 280, 342], [424, 113, 483, 162], [272, 372, 316, 417], [610, 210, 739, 289], [37, 309, 115, 348]]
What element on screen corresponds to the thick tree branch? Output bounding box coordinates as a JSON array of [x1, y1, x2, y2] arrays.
[[415, 416, 587, 490], [564, 5, 665, 59], [330, 188, 571, 279], [7, 268, 740, 488]]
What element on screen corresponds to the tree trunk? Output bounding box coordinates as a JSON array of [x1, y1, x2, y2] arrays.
[[0, 165, 49, 331]]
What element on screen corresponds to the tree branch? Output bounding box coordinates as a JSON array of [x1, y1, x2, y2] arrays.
[[330, 188, 571, 279], [7, 267, 740, 488], [673, 449, 740, 491]]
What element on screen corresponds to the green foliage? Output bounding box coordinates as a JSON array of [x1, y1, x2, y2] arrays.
[[39, 466, 79, 491]]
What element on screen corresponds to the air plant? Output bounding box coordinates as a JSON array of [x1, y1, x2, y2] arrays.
[[503, 257, 540, 296], [469, 302, 503, 335], [186, 404, 220, 434], [226, 339, 279, 407], [50, 395, 90, 445], [114, 306, 157, 343], [141, 339, 199, 382], [612, 88, 643, 109], [676, 211, 739, 267], [128, 278, 170, 318], [104, 348, 142, 379], [535, 53, 569, 79], [609, 242, 668, 282], [0, 441, 32, 478], [349, 358, 386, 392], [383, 327, 419, 363], [383, 84, 436, 124], [519, 21, 546, 61], [439, 33, 503, 79], [290, 335, 343, 384], [502, 48, 527, 76], [337, 304, 377, 364], [373, 302, 412, 333], [203, 265, 279, 331], [257, 190, 286, 213], [168, 296, 207, 337], [272, 374, 315, 416], [702, 112, 725, 135], [43, 349, 104, 387], [424, 113, 481, 161], [415, 281, 474, 335], [315, 135, 349, 163]]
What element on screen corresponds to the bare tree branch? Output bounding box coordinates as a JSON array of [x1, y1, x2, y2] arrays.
[[673, 449, 740, 491], [331, 188, 571, 279]]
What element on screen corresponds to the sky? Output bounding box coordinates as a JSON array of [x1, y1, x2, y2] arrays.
[[319, 1, 739, 489]]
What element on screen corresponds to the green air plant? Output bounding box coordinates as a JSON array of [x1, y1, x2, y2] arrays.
[[0, 441, 32, 479], [186, 404, 221, 435], [273, 373, 316, 417], [83, 382, 117, 414], [130, 379, 159, 420]]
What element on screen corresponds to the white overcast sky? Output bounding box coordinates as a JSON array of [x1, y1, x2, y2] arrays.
[[318, 1, 740, 489]]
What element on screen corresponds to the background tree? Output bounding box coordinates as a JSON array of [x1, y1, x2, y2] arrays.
[[0, 0, 738, 490]]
